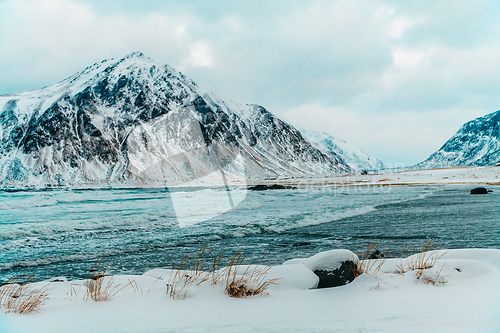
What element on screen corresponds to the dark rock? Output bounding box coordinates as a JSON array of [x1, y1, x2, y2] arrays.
[[471, 187, 489, 194], [292, 242, 311, 247], [313, 260, 358, 289], [248, 184, 295, 191], [368, 249, 384, 259], [47, 276, 68, 283]]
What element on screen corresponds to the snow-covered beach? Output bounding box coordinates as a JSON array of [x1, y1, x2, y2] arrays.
[[253, 166, 500, 188], [2, 0, 500, 331], [2, 248, 500, 333]]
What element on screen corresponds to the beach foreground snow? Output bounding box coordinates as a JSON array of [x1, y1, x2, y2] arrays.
[[1, 249, 499, 333]]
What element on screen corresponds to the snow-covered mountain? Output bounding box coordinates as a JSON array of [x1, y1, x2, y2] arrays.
[[417, 110, 500, 169], [0, 52, 350, 188], [300, 130, 386, 171]]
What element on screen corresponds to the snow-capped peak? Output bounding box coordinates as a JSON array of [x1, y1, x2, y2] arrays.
[[300, 129, 386, 171], [416, 110, 500, 169], [0, 53, 350, 188]]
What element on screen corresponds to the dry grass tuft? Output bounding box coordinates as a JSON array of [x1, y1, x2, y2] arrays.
[[167, 245, 215, 299], [166, 246, 280, 299], [84, 258, 123, 302], [415, 266, 447, 286], [0, 275, 49, 314], [223, 252, 280, 298], [354, 243, 391, 277], [66, 283, 84, 301], [397, 239, 447, 274]]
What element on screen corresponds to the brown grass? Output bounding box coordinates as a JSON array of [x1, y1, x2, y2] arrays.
[[396, 239, 447, 274], [67, 283, 84, 301], [147, 276, 163, 294], [167, 245, 215, 299], [84, 258, 123, 302], [222, 252, 280, 298], [166, 246, 280, 299], [353, 240, 448, 286], [354, 243, 391, 277], [0, 275, 49, 314], [415, 265, 447, 286]]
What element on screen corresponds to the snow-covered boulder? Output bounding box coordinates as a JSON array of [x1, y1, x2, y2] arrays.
[[284, 249, 360, 288]]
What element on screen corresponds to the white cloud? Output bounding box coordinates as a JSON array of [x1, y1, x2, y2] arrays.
[[392, 47, 428, 67], [376, 6, 420, 38], [183, 41, 215, 69], [1, 0, 500, 165], [278, 104, 491, 166], [0, 0, 192, 92], [175, 25, 188, 39], [390, 17, 412, 37]]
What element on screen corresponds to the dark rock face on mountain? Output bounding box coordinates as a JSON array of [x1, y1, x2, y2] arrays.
[[0, 52, 350, 188], [417, 110, 500, 169]]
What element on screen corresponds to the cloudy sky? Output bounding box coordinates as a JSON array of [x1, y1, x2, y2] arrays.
[[1, 0, 499, 166]]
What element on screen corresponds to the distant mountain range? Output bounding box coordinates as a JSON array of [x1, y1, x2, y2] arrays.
[[417, 110, 500, 169], [0, 52, 350, 188], [6, 51, 495, 187], [300, 130, 386, 171]]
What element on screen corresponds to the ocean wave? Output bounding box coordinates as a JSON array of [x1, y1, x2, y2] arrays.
[[261, 205, 377, 233], [0, 213, 178, 241], [0, 186, 442, 281]]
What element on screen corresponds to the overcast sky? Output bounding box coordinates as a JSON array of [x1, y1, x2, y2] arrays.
[[1, 0, 500, 166]]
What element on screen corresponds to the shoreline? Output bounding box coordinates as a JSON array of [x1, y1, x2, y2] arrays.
[[0, 166, 499, 192]]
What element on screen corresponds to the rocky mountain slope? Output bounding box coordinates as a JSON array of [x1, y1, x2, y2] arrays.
[[417, 110, 500, 169], [300, 130, 386, 171], [0, 52, 350, 188]]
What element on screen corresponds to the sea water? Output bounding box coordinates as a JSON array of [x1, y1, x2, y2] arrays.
[[0, 184, 498, 282]]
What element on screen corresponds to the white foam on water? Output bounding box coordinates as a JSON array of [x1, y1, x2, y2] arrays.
[[218, 186, 432, 234], [241, 204, 377, 233], [0, 184, 438, 277], [0, 237, 40, 251], [0, 210, 177, 242]]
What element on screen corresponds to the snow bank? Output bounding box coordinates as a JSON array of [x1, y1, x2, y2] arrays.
[[1, 249, 499, 333], [254, 165, 500, 187], [283, 249, 359, 271]]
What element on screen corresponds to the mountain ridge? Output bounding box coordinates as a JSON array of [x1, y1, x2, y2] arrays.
[[300, 129, 386, 171], [0, 52, 350, 188], [416, 110, 500, 169]]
